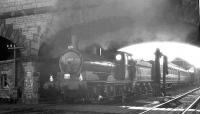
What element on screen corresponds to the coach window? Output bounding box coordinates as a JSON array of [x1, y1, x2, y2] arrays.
[[136, 67, 139, 75], [160, 67, 163, 73]]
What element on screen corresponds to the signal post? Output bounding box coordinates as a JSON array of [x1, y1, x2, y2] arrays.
[[153, 48, 168, 97]]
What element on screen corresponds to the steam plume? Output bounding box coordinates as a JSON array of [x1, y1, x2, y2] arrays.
[[40, 0, 198, 58]]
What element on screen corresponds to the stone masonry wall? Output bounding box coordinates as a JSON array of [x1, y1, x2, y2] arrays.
[[0, 0, 56, 13], [0, 0, 57, 57], [0, 0, 57, 104], [5, 13, 53, 57]]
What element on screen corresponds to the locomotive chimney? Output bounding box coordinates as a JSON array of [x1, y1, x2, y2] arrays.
[[66, 27, 79, 49], [71, 35, 79, 49]]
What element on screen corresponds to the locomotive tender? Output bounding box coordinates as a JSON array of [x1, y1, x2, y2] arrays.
[[48, 48, 194, 102]]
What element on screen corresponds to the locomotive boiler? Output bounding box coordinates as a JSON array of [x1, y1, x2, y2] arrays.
[[57, 48, 135, 102]]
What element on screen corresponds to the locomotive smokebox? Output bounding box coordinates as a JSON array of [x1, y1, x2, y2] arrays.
[[59, 49, 82, 77]]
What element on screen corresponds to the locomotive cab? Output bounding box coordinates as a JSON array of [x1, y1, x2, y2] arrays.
[[114, 51, 135, 81]]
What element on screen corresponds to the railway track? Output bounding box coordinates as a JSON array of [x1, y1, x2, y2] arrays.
[[139, 87, 200, 114]]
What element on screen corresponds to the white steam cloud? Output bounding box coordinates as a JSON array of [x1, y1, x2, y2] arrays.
[[41, 0, 198, 58]]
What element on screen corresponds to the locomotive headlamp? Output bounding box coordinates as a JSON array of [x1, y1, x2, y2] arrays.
[[64, 74, 70, 79], [128, 56, 132, 60], [67, 58, 74, 62], [116, 54, 122, 61], [50, 75, 54, 82]]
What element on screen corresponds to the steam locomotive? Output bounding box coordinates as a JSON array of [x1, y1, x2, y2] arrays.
[[45, 48, 194, 103]]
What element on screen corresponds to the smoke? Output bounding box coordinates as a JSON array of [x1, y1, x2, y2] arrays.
[[40, 0, 198, 58]]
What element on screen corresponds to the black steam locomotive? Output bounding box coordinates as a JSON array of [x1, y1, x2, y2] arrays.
[[57, 48, 139, 102], [45, 48, 194, 103]]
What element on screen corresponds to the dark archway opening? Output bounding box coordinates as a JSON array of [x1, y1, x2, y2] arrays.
[[0, 36, 14, 61], [0, 36, 24, 102], [0, 36, 21, 61]]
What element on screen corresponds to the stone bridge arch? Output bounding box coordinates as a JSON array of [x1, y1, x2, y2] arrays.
[[0, 20, 25, 47], [0, 12, 54, 104], [0, 18, 46, 58]]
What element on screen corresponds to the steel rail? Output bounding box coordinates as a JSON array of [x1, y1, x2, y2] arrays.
[[139, 87, 200, 114], [181, 95, 200, 114]]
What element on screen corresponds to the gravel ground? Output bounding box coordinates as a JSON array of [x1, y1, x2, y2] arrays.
[[0, 85, 199, 114]]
